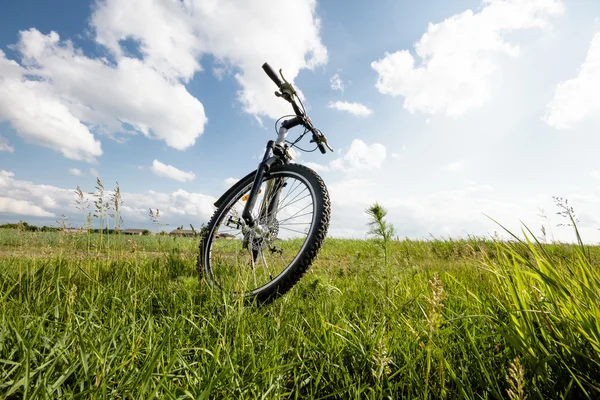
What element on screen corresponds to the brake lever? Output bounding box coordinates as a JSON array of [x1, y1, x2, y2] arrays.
[[274, 90, 294, 104], [310, 133, 334, 152], [278, 69, 296, 98], [321, 136, 334, 152]]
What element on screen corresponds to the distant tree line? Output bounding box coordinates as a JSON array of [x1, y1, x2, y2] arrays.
[[0, 222, 59, 232], [0, 221, 152, 235]]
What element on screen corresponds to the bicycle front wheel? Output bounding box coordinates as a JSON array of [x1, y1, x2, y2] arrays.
[[198, 163, 330, 303]]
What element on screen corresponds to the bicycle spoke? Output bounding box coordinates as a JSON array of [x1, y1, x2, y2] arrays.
[[278, 204, 313, 224], [215, 229, 243, 236], [278, 187, 308, 212], [278, 226, 310, 236], [277, 178, 301, 207], [260, 250, 274, 281], [250, 249, 257, 288], [264, 177, 288, 209], [206, 171, 318, 295]]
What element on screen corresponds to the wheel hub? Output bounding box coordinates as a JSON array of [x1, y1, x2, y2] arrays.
[[243, 219, 279, 251]]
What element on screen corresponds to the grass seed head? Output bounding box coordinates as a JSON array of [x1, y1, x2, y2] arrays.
[[372, 338, 392, 380], [506, 357, 527, 400], [427, 272, 447, 334]]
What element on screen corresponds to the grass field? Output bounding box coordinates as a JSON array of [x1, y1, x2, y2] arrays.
[[1, 227, 599, 399]]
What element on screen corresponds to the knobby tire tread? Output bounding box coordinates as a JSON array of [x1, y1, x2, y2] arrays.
[[197, 163, 330, 304]]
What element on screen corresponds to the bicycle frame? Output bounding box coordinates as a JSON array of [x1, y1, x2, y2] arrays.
[[241, 124, 291, 229]]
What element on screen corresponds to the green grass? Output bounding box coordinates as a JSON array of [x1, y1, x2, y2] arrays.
[[1, 228, 599, 398]]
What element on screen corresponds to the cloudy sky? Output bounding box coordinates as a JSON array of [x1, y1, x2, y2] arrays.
[[1, 0, 599, 242]]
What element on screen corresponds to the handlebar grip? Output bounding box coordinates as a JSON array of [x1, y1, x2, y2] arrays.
[[262, 62, 283, 88], [317, 142, 327, 154]]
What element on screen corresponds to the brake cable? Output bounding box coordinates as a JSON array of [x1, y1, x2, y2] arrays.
[[273, 70, 323, 153], [274, 114, 297, 134], [287, 130, 319, 153]]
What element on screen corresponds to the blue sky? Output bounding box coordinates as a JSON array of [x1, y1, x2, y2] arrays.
[[1, 0, 599, 242]]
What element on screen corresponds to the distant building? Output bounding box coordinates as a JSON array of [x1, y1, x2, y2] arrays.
[[216, 233, 235, 239], [122, 229, 147, 236], [170, 229, 197, 237]]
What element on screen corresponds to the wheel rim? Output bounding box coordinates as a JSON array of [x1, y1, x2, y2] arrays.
[[205, 170, 317, 296]]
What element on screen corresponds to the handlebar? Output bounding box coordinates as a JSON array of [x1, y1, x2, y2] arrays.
[[263, 61, 333, 154], [316, 142, 327, 154], [262, 62, 283, 88]]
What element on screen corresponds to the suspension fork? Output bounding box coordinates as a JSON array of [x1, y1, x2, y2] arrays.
[[241, 151, 288, 230], [242, 141, 276, 228], [264, 123, 295, 221], [242, 124, 292, 228]]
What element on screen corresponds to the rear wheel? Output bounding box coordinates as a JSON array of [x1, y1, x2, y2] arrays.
[[198, 163, 330, 303]]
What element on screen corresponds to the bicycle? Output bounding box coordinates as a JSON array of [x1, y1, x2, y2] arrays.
[[197, 62, 334, 303]]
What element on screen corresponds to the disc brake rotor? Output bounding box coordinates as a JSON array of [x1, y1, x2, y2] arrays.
[[243, 219, 279, 251]]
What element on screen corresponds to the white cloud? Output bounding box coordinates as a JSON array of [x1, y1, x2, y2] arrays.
[[302, 161, 330, 173], [591, 171, 600, 190], [121, 189, 215, 225], [326, 176, 600, 243], [328, 178, 376, 207], [223, 177, 239, 188], [0, 135, 14, 152], [92, 0, 201, 80], [330, 72, 345, 93], [392, 145, 406, 160], [0, 25, 209, 160], [371, 0, 563, 116], [327, 101, 373, 117], [330, 139, 386, 172], [0, 49, 103, 162], [90, 168, 100, 178], [166, 190, 214, 218], [69, 168, 83, 176], [265, 140, 386, 176], [0, 170, 215, 227], [213, 67, 226, 81], [0, 197, 55, 217], [543, 32, 600, 128], [329, 158, 346, 171], [19, 29, 206, 150], [0, 0, 327, 160], [445, 161, 466, 172], [91, 0, 327, 120], [151, 160, 195, 182], [0, 170, 72, 217]]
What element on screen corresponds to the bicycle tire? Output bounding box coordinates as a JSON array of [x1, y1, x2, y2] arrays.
[[197, 163, 330, 303]]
